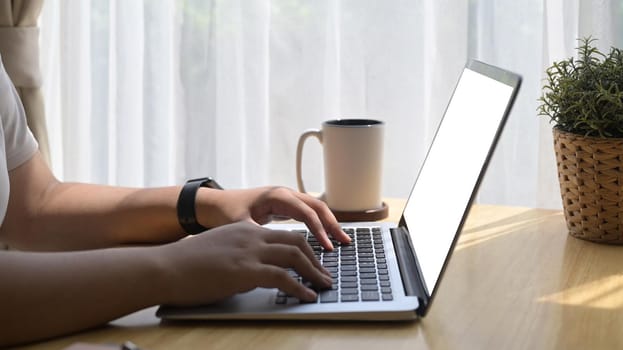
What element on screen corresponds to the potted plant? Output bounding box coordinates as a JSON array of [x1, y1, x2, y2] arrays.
[[539, 37, 623, 244]]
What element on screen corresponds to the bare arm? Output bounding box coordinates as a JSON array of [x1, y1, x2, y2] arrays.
[[0, 152, 349, 251], [0, 221, 332, 347], [0, 246, 165, 345], [0, 152, 186, 250]]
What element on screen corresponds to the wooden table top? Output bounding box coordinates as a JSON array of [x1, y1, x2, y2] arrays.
[[17, 201, 623, 350]]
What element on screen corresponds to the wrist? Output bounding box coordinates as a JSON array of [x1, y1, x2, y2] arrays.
[[194, 187, 228, 229], [150, 245, 182, 305]]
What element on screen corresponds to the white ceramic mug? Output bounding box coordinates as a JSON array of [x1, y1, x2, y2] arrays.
[[296, 119, 384, 212]]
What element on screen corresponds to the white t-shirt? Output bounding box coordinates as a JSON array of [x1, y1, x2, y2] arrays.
[[0, 58, 39, 226]]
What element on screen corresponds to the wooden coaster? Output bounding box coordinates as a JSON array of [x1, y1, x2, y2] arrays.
[[330, 202, 389, 222]]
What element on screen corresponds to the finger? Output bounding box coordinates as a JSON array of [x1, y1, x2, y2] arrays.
[[259, 244, 332, 290], [265, 192, 335, 251], [262, 229, 330, 276], [294, 193, 351, 244], [254, 265, 319, 302], [269, 214, 291, 221]]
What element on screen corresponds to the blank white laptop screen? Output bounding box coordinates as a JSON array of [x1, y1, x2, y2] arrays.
[[403, 67, 514, 293]]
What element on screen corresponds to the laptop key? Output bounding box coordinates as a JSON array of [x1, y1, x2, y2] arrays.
[[340, 288, 358, 295], [320, 291, 339, 303], [341, 294, 359, 302], [360, 279, 377, 285], [361, 292, 380, 301], [382, 294, 393, 301], [359, 267, 377, 274], [341, 282, 358, 289], [361, 285, 379, 291]]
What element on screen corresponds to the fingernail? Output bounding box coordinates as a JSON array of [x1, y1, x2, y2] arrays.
[[338, 230, 351, 242], [306, 289, 318, 300], [324, 275, 333, 286]]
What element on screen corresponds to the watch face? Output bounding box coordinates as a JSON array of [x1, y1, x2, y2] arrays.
[[188, 177, 223, 190], [205, 178, 223, 190]]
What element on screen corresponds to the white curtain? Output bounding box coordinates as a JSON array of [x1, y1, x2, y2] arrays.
[[39, 0, 623, 209]]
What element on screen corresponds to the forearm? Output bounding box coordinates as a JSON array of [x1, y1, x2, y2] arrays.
[[1, 152, 347, 252], [1, 153, 191, 250], [9, 182, 186, 250], [0, 246, 170, 347]]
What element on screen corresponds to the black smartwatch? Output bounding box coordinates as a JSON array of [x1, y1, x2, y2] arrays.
[[177, 177, 223, 235]]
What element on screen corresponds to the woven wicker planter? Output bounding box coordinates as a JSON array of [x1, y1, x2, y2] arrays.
[[553, 127, 623, 244]]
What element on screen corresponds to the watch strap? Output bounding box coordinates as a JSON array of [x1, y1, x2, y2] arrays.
[[177, 177, 221, 235]]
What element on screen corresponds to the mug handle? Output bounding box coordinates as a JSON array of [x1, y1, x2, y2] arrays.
[[296, 129, 322, 193]]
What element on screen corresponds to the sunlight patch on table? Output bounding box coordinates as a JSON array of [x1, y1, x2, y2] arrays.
[[538, 275, 623, 309], [456, 213, 555, 251]]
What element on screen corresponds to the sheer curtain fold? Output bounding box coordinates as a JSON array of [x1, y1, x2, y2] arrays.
[[0, 0, 49, 164], [178, 0, 272, 187], [39, 0, 623, 208]]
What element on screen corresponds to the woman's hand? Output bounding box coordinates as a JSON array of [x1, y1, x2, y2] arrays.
[[195, 186, 350, 250], [0, 221, 332, 345], [159, 221, 332, 305]]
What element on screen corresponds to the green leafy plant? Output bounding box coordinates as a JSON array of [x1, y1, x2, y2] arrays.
[[539, 37, 623, 138]]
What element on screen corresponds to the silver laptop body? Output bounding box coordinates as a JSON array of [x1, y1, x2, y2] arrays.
[[157, 60, 522, 321]]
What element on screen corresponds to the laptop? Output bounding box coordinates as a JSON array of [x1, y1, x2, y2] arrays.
[[157, 60, 522, 321]]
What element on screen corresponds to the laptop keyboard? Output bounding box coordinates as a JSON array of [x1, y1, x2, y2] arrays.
[[275, 227, 393, 304]]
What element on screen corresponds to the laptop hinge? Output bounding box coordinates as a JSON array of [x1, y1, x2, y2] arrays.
[[391, 226, 430, 315]]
